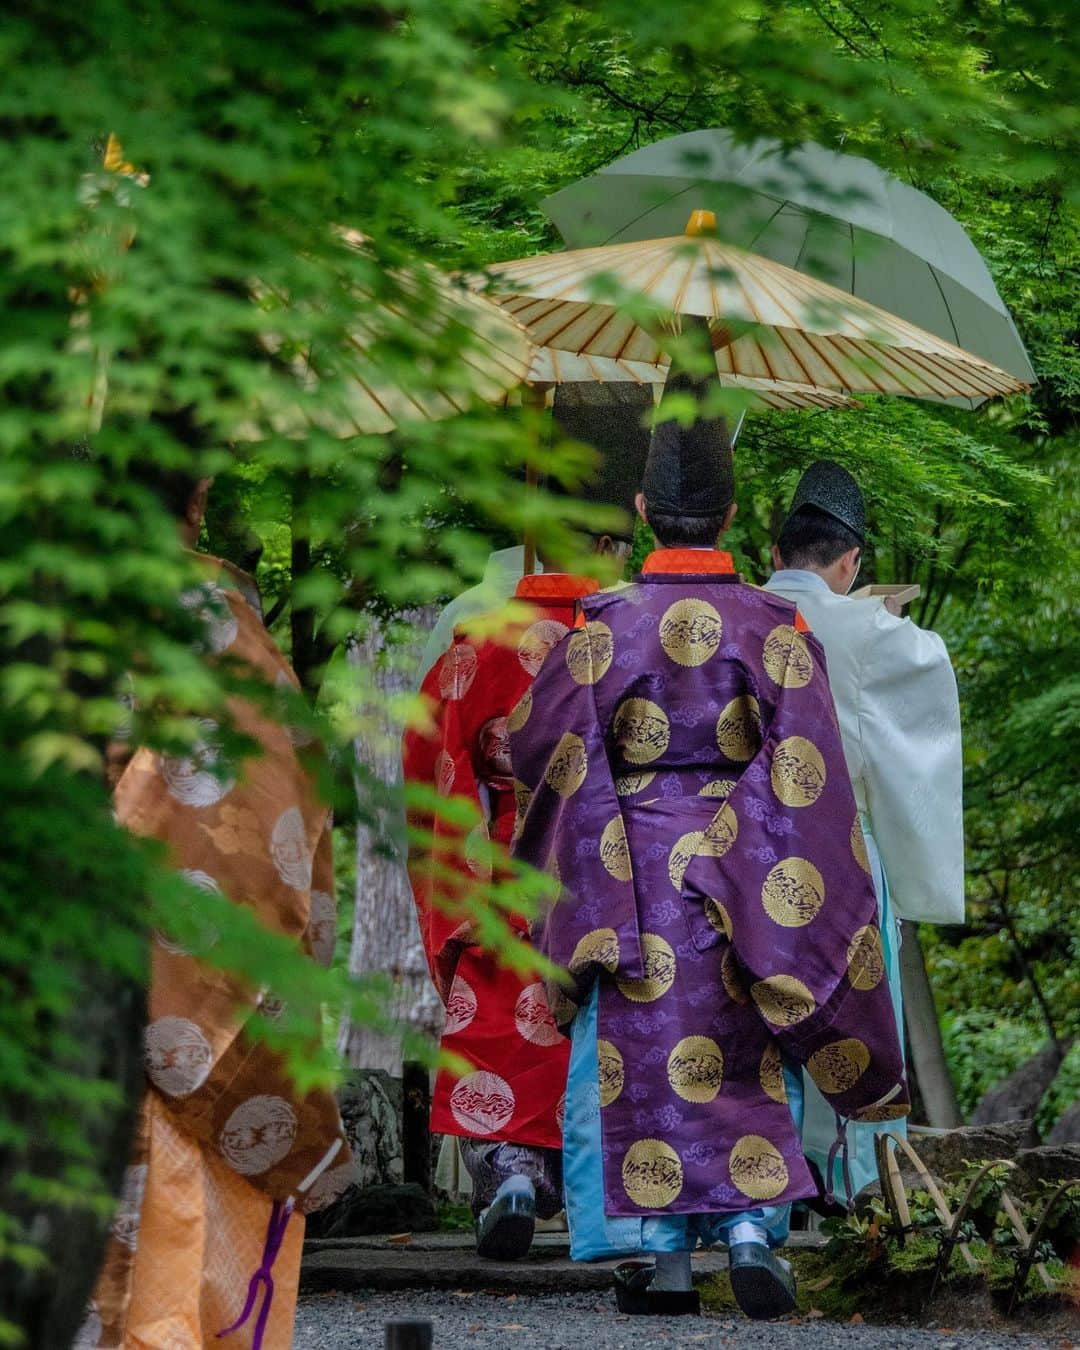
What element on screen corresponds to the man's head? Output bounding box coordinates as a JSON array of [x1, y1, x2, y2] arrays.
[[635, 371, 736, 548], [772, 460, 865, 595]]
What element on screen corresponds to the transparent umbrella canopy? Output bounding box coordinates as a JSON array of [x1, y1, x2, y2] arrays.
[[477, 213, 1028, 405], [543, 128, 1035, 395]]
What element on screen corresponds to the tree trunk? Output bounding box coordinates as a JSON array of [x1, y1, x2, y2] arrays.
[[341, 607, 444, 1073], [900, 920, 963, 1128]]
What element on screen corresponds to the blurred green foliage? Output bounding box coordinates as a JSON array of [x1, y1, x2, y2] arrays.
[[0, 0, 1076, 1341]]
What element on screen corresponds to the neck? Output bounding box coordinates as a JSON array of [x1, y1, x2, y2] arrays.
[[782, 560, 849, 595]]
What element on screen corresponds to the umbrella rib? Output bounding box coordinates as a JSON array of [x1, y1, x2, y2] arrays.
[[927, 265, 963, 348]]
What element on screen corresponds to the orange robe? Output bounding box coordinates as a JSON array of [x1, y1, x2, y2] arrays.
[[83, 558, 350, 1349]]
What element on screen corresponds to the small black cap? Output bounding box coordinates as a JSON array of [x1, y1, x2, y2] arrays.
[[641, 371, 734, 518], [788, 460, 865, 541], [550, 383, 655, 540]]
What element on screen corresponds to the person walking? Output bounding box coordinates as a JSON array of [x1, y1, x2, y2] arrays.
[[509, 375, 909, 1319], [766, 461, 964, 1197]]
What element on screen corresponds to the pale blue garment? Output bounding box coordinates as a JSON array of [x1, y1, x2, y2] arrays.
[[799, 816, 907, 1201], [563, 984, 804, 1260]]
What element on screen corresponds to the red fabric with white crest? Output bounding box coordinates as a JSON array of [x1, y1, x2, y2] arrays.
[[404, 574, 597, 1147]]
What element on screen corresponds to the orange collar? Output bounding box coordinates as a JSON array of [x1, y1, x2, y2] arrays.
[[641, 548, 736, 575], [515, 573, 599, 602]]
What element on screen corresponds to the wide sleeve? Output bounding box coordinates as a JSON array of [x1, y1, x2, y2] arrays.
[[859, 609, 964, 924], [402, 636, 490, 1002], [509, 623, 644, 1026], [682, 625, 909, 1123]]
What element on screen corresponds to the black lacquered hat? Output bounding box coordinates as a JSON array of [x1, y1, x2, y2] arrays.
[[550, 382, 655, 540], [788, 459, 865, 542], [641, 371, 735, 518]]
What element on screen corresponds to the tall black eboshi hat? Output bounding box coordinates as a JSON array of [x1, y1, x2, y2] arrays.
[[550, 382, 655, 540], [788, 459, 866, 542], [641, 370, 735, 518]]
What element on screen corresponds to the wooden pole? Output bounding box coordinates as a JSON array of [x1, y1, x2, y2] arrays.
[[521, 383, 550, 577], [900, 921, 962, 1128], [385, 1320, 433, 1349]]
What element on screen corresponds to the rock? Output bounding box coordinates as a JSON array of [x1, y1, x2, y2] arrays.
[[306, 1181, 438, 1238], [970, 1040, 1072, 1129], [337, 1068, 404, 1188], [1047, 1101, 1080, 1145], [851, 1121, 1037, 1215], [1009, 1145, 1080, 1199]]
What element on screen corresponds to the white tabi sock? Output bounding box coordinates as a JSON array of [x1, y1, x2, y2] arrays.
[[727, 1220, 769, 1248], [651, 1250, 692, 1291]]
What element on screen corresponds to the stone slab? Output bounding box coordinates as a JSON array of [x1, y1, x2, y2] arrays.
[[300, 1231, 825, 1295]]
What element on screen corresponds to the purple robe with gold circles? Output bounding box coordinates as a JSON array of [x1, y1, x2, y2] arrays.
[[509, 549, 909, 1219]]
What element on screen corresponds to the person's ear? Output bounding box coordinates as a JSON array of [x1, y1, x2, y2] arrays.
[[595, 533, 614, 556], [770, 544, 784, 571], [634, 492, 648, 524], [722, 501, 738, 531]]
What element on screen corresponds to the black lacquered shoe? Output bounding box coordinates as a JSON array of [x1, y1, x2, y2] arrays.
[[475, 1179, 536, 1260], [727, 1242, 797, 1319], [612, 1261, 701, 1316]]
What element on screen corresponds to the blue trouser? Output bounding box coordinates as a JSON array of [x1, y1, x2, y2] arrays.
[[563, 984, 804, 1260]]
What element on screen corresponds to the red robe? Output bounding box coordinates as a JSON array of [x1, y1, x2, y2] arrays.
[[404, 574, 596, 1148]]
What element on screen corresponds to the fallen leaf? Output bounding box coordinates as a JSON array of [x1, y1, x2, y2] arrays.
[[452, 1290, 475, 1299], [850, 1313, 864, 1324], [468, 1324, 482, 1334], [803, 1276, 834, 1292], [387, 1232, 412, 1245], [807, 1308, 825, 1319]]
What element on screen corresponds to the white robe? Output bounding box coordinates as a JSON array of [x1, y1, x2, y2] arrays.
[[765, 569, 963, 1198], [764, 570, 964, 926]]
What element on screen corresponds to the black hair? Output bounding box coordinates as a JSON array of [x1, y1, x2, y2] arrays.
[[777, 506, 861, 569], [646, 509, 727, 549]]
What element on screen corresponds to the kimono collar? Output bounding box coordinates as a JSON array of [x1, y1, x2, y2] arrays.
[[515, 573, 599, 603], [640, 548, 737, 576]]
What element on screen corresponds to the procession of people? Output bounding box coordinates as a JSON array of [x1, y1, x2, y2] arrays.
[[402, 367, 964, 1321]]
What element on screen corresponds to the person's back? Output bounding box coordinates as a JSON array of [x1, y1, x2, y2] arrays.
[[510, 375, 909, 1321]]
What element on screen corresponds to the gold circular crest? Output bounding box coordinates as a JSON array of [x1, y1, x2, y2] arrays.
[[716, 696, 763, 762], [659, 598, 723, 667], [565, 621, 615, 685], [511, 778, 532, 844], [729, 1134, 790, 1201], [597, 1039, 625, 1107], [704, 898, 732, 938], [617, 932, 677, 1003], [850, 814, 871, 873], [700, 778, 737, 799], [621, 1138, 684, 1208], [854, 1102, 909, 1122], [507, 687, 532, 734], [544, 731, 589, 798], [807, 1038, 871, 1094], [761, 857, 826, 927], [548, 985, 578, 1029], [699, 802, 739, 858], [770, 736, 827, 807], [847, 924, 886, 990], [613, 698, 671, 765], [668, 830, 705, 891], [599, 814, 632, 882], [751, 974, 817, 1027], [759, 1042, 787, 1104], [667, 1035, 724, 1103], [616, 770, 657, 798], [762, 624, 814, 689], [721, 945, 749, 1005], [569, 927, 620, 977]]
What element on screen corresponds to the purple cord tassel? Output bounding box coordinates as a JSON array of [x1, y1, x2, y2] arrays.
[[823, 1114, 853, 1209], [217, 1198, 294, 1350]]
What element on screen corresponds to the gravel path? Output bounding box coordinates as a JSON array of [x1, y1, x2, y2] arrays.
[[294, 1290, 1059, 1348]]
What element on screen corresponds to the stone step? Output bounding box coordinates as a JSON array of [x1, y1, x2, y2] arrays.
[[301, 1231, 825, 1295]]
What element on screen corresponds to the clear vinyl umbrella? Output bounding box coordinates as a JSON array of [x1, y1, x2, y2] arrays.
[[477, 214, 1029, 404], [542, 128, 1035, 396]]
